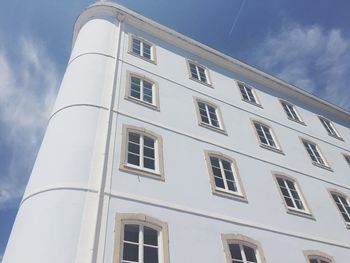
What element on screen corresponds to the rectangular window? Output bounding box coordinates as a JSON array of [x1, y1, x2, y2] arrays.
[[187, 60, 210, 85], [253, 121, 282, 152], [319, 117, 342, 139], [130, 35, 155, 62], [206, 151, 245, 200], [238, 82, 260, 106], [274, 175, 311, 216], [115, 213, 170, 263], [121, 125, 164, 180], [229, 243, 258, 263], [302, 139, 328, 167], [126, 73, 159, 109], [195, 98, 225, 133], [331, 192, 350, 226], [280, 100, 303, 123]]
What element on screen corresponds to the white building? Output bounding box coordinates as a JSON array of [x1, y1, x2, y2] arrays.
[[3, 2, 350, 263]]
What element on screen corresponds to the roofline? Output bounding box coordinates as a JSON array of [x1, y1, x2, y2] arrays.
[[72, 2, 350, 123]]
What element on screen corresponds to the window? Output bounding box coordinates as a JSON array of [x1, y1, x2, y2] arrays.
[[252, 121, 282, 152], [126, 72, 159, 109], [120, 125, 164, 180], [301, 139, 329, 169], [343, 154, 350, 166], [329, 190, 350, 227], [238, 82, 260, 106], [319, 116, 342, 139], [274, 173, 311, 216], [205, 151, 245, 200], [114, 213, 170, 263], [194, 98, 226, 133], [222, 234, 266, 263], [187, 60, 211, 85], [304, 250, 335, 263], [280, 100, 303, 123], [129, 35, 156, 62]]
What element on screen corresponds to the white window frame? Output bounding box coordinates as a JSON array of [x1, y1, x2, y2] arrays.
[[303, 250, 335, 263], [186, 60, 211, 86], [125, 71, 160, 110], [237, 81, 261, 107], [129, 34, 156, 63], [222, 234, 266, 263], [280, 99, 304, 124], [120, 125, 164, 180], [113, 213, 170, 263], [318, 116, 342, 140], [205, 151, 246, 200], [328, 189, 350, 228], [194, 97, 226, 134], [252, 120, 283, 153], [273, 173, 312, 217], [301, 138, 331, 170]]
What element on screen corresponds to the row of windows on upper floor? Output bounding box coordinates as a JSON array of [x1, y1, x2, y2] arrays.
[[115, 213, 337, 263], [129, 34, 347, 141], [120, 125, 350, 229], [125, 70, 350, 172]]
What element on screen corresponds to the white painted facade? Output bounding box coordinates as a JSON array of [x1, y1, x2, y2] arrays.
[[3, 2, 350, 263]]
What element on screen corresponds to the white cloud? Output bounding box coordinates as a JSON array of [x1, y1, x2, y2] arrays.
[[250, 24, 350, 111], [0, 36, 59, 210]]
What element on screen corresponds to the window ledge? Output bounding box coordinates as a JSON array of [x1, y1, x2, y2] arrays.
[[125, 96, 160, 111], [189, 76, 213, 88], [120, 164, 165, 181], [287, 117, 306, 126], [241, 98, 263, 108], [128, 51, 157, 65], [312, 162, 333, 172], [212, 189, 248, 203], [286, 209, 315, 220], [199, 122, 227, 135], [260, 144, 284, 155]]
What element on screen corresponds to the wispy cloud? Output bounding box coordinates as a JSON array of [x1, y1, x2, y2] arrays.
[[0, 36, 59, 210], [250, 24, 350, 111]]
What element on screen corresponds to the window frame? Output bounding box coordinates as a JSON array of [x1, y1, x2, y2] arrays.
[[186, 59, 212, 87], [328, 189, 350, 229], [342, 153, 350, 166], [272, 172, 313, 218], [221, 234, 266, 263], [279, 99, 305, 125], [318, 116, 343, 140], [300, 138, 332, 171], [125, 71, 160, 110], [113, 213, 170, 263], [120, 125, 164, 180], [194, 97, 226, 134], [303, 250, 335, 263], [128, 34, 157, 64], [237, 81, 262, 107], [251, 119, 283, 154], [204, 150, 246, 201]]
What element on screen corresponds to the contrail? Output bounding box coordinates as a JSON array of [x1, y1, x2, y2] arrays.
[[229, 0, 247, 36]]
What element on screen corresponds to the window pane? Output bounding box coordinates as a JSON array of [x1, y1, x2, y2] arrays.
[[129, 132, 140, 143], [309, 259, 318, 263], [243, 245, 257, 262], [229, 244, 242, 260], [123, 243, 139, 262], [144, 157, 155, 170], [144, 227, 158, 246], [227, 180, 237, 192], [128, 153, 140, 166], [144, 246, 158, 263], [124, 224, 139, 242], [144, 136, 155, 148], [128, 142, 140, 154], [285, 197, 294, 208], [144, 146, 155, 159], [214, 177, 225, 188]]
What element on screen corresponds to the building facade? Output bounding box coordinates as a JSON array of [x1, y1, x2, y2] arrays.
[[3, 2, 350, 263]]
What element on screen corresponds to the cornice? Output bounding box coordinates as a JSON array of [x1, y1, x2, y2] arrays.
[[72, 2, 350, 123]]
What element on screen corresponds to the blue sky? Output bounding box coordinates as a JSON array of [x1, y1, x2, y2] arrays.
[[1, 0, 350, 259]]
